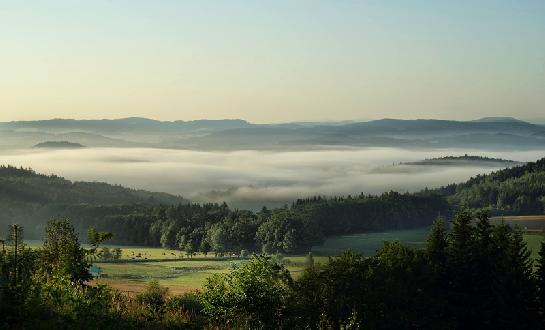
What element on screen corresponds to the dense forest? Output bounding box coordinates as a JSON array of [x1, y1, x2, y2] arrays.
[[0, 165, 188, 238], [2, 212, 545, 328], [436, 157, 545, 214], [0, 165, 450, 254], [83, 191, 449, 254], [3, 157, 545, 255]]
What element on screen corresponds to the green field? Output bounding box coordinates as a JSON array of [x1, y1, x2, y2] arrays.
[[311, 227, 430, 256], [312, 227, 544, 258], [94, 255, 330, 294], [27, 225, 545, 294], [524, 233, 545, 260]]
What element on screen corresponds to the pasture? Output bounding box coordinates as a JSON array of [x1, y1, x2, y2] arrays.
[[94, 255, 329, 294], [311, 227, 430, 256], [490, 215, 545, 232], [27, 221, 545, 294]]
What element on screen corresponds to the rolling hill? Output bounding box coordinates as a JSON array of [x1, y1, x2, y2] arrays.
[[403, 155, 523, 167], [1, 117, 544, 150], [0, 165, 188, 239], [34, 141, 86, 149], [435, 157, 545, 215]]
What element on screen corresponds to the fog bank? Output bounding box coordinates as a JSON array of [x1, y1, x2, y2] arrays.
[[1, 147, 543, 209]]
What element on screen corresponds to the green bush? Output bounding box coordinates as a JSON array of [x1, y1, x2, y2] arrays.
[[200, 255, 293, 328], [135, 280, 169, 320]]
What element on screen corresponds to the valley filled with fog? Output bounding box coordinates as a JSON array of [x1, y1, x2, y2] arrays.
[[1, 146, 542, 209]]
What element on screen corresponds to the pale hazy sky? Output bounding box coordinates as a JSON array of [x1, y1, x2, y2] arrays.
[[1, 0, 544, 123]]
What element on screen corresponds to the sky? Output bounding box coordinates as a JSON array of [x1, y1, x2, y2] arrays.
[[1, 0, 544, 123]]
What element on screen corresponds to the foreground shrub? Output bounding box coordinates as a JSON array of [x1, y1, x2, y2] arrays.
[[24, 274, 114, 329], [166, 292, 203, 320], [136, 280, 169, 320], [200, 255, 293, 328]]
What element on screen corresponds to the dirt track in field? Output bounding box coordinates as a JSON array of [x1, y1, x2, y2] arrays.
[[490, 215, 545, 222], [91, 278, 196, 296]]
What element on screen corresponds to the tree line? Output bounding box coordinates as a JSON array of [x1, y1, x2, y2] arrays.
[[3, 212, 545, 328], [81, 191, 449, 255], [3, 157, 545, 257], [0, 165, 450, 254]]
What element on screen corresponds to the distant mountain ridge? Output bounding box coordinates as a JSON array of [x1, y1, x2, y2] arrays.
[[1, 117, 252, 133], [471, 116, 528, 123], [1, 117, 544, 150]]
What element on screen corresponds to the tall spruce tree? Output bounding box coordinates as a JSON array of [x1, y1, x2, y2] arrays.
[[425, 218, 450, 326], [427, 217, 448, 266], [446, 210, 478, 327], [473, 211, 496, 325], [498, 228, 538, 328], [6, 224, 25, 287], [536, 242, 545, 322]]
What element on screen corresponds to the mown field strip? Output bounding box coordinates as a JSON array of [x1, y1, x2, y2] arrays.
[[491, 215, 545, 221]]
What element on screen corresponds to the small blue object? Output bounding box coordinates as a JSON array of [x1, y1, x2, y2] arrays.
[[90, 264, 102, 277]]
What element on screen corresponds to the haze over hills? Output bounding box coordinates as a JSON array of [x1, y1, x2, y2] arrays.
[[2, 155, 545, 242], [0, 165, 188, 238], [3, 0, 545, 326], [1, 116, 544, 150], [1, 116, 543, 209]]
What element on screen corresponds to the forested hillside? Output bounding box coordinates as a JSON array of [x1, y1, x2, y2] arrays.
[[8, 156, 545, 254], [6, 157, 545, 255], [0, 165, 188, 238], [81, 191, 450, 254], [0, 165, 449, 253], [436, 157, 545, 214]]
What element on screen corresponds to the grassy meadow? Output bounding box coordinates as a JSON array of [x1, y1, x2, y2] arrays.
[[311, 227, 430, 256], [25, 220, 545, 294], [93, 255, 330, 294]]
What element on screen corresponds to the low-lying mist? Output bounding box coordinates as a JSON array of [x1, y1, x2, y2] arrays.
[[1, 147, 543, 209]]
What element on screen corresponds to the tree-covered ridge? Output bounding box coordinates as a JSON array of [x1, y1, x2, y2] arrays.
[[436, 157, 545, 214], [34, 141, 86, 149], [0, 165, 450, 252], [4, 155, 545, 254], [0, 165, 188, 238], [291, 191, 450, 235], [404, 154, 522, 166], [84, 191, 449, 255], [0, 165, 187, 205]]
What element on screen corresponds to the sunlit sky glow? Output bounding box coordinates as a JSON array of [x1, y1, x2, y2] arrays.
[[1, 0, 544, 122]]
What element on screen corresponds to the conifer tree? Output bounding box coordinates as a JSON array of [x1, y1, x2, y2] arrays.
[[427, 217, 447, 266], [446, 210, 477, 327], [473, 211, 496, 324], [498, 228, 539, 328], [536, 242, 545, 321]]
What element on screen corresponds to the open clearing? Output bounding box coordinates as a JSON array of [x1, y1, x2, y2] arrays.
[[490, 215, 545, 222], [94, 255, 329, 294], [28, 221, 545, 294], [491, 215, 545, 232], [311, 227, 430, 256]]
